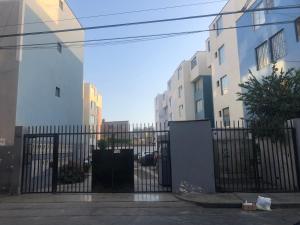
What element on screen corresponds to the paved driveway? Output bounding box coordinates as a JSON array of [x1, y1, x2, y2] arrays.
[[0, 194, 299, 225]]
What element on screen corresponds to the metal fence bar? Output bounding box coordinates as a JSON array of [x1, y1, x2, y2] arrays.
[[212, 120, 299, 193]]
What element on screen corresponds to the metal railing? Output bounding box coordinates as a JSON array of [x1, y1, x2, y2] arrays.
[[21, 123, 172, 193], [212, 120, 300, 193]]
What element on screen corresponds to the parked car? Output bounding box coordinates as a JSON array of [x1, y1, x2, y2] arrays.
[[140, 151, 158, 167]]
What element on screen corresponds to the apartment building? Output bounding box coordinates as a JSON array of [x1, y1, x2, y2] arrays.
[[155, 92, 169, 125], [206, 0, 253, 125], [236, 0, 300, 118], [83, 83, 103, 127], [0, 0, 84, 145], [155, 51, 214, 125]]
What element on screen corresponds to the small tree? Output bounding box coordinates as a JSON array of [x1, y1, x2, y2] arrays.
[[237, 65, 300, 130]]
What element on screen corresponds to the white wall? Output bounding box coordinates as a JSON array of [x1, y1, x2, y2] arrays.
[[15, 0, 84, 126], [208, 0, 252, 122]]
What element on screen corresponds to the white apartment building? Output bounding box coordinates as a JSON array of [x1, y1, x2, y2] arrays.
[[206, 0, 254, 125], [155, 51, 214, 125], [0, 0, 84, 145]]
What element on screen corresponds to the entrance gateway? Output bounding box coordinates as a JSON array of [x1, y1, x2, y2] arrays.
[[21, 125, 172, 193]]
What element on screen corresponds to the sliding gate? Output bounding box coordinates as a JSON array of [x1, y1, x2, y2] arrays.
[[21, 125, 172, 193]]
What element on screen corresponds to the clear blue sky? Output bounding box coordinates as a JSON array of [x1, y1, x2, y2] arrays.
[[67, 0, 226, 123]]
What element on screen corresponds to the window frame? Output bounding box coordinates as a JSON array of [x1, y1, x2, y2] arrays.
[[220, 75, 229, 95], [269, 29, 286, 62], [191, 57, 197, 70], [218, 45, 225, 65], [57, 42, 62, 53], [255, 40, 270, 70], [177, 66, 182, 80], [252, 1, 266, 30], [222, 107, 230, 127], [195, 99, 204, 113], [216, 16, 223, 36], [55, 87, 61, 97], [179, 105, 184, 118], [178, 85, 183, 98]]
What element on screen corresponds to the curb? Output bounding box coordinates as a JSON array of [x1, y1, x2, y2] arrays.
[[175, 194, 300, 209]]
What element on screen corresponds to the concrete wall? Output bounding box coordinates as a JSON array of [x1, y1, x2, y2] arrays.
[[169, 120, 215, 193], [0, 127, 24, 194], [0, 0, 23, 145], [15, 0, 84, 126]]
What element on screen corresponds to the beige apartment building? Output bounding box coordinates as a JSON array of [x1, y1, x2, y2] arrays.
[[83, 83, 103, 128], [206, 0, 254, 124]]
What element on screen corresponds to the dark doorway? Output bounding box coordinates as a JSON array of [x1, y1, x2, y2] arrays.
[[92, 149, 134, 193]]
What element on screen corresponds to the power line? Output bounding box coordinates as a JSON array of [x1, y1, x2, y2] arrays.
[[0, 0, 227, 29], [0, 4, 299, 39], [0, 20, 295, 50]]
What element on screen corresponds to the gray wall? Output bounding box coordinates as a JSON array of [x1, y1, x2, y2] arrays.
[[0, 127, 24, 194], [169, 120, 216, 193], [0, 0, 23, 145]]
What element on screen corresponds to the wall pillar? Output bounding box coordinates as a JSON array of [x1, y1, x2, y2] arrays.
[[0, 127, 25, 195], [292, 119, 300, 185], [169, 120, 215, 193]]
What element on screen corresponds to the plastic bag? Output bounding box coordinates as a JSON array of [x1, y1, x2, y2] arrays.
[[256, 196, 272, 211]]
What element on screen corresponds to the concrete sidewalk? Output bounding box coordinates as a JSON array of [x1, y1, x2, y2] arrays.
[[176, 193, 300, 208]]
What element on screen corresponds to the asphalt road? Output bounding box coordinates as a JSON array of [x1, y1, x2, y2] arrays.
[[0, 193, 300, 225]]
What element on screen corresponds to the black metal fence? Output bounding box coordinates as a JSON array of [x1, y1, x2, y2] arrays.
[[21, 123, 172, 193], [213, 121, 300, 193]]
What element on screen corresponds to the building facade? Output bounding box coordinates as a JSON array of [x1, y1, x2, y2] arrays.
[[155, 51, 214, 125], [207, 0, 254, 125], [236, 0, 300, 118], [0, 0, 84, 145], [83, 83, 103, 127]]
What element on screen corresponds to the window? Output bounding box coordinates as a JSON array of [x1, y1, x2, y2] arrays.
[[256, 41, 270, 70], [177, 66, 182, 80], [264, 0, 274, 8], [57, 42, 62, 53], [207, 40, 211, 52], [295, 17, 300, 42], [179, 105, 184, 118], [55, 87, 61, 97], [90, 115, 95, 124], [218, 111, 222, 118], [253, 2, 266, 30], [216, 80, 220, 87], [59, 0, 64, 10], [191, 57, 197, 69], [222, 107, 230, 127], [196, 100, 203, 113], [214, 52, 218, 58], [168, 80, 171, 90], [220, 75, 229, 95], [270, 30, 286, 62], [195, 79, 202, 93], [216, 16, 223, 35], [169, 97, 172, 107], [178, 85, 183, 98], [218, 45, 225, 65]]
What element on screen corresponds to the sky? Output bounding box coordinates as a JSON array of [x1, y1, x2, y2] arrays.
[[67, 0, 226, 123]]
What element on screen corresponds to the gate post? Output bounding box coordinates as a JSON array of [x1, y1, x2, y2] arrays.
[[0, 126, 26, 195], [169, 120, 216, 193], [292, 118, 300, 187]]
